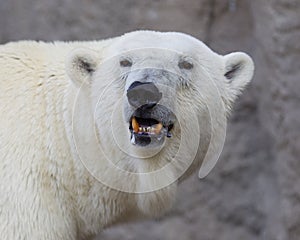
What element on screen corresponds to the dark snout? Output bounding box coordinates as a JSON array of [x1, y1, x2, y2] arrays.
[[127, 81, 162, 109]]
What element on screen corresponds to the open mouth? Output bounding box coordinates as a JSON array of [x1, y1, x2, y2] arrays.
[[129, 116, 174, 146]]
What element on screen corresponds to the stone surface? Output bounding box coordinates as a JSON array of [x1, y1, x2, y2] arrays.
[[0, 0, 299, 239]]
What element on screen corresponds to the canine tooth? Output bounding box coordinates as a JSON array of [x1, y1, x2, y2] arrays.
[[132, 117, 139, 133], [155, 123, 163, 134], [130, 134, 136, 145], [150, 127, 155, 134]]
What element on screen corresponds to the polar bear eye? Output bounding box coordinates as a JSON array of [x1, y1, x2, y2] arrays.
[[178, 60, 193, 70], [120, 59, 133, 67]]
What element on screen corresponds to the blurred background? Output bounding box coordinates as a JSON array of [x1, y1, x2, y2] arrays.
[[1, 0, 299, 239]]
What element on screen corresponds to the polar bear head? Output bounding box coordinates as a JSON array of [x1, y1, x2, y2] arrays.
[[66, 31, 254, 196]]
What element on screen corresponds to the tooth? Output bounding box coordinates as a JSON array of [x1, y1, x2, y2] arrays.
[[154, 123, 163, 134], [131, 134, 136, 144], [151, 127, 155, 134], [139, 127, 143, 132], [132, 117, 139, 133]]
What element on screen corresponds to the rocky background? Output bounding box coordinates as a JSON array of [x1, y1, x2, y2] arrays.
[[1, 0, 299, 239]]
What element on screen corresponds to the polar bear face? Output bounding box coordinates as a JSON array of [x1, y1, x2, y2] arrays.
[[66, 31, 254, 190]]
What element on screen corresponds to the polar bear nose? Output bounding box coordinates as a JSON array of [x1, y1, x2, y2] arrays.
[[127, 81, 162, 108]]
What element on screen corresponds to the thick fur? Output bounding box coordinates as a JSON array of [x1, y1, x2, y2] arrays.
[[0, 31, 254, 240]]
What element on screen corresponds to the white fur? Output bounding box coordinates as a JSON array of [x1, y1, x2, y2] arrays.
[[0, 31, 254, 240]]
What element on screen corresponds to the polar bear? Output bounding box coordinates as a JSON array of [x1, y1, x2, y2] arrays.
[[0, 30, 254, 240]]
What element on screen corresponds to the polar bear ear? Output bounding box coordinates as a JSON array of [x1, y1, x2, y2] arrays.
[[66, 48, 99, 87], [223, 52, 254, 102]]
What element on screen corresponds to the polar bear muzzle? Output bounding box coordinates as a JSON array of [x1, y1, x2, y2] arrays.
[[127, 81, 175, 146], [124, 72, 177, 147], [126, 81, 175, 147]]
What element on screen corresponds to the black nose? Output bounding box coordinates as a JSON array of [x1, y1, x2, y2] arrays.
[[127, 81, 162, 108]]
